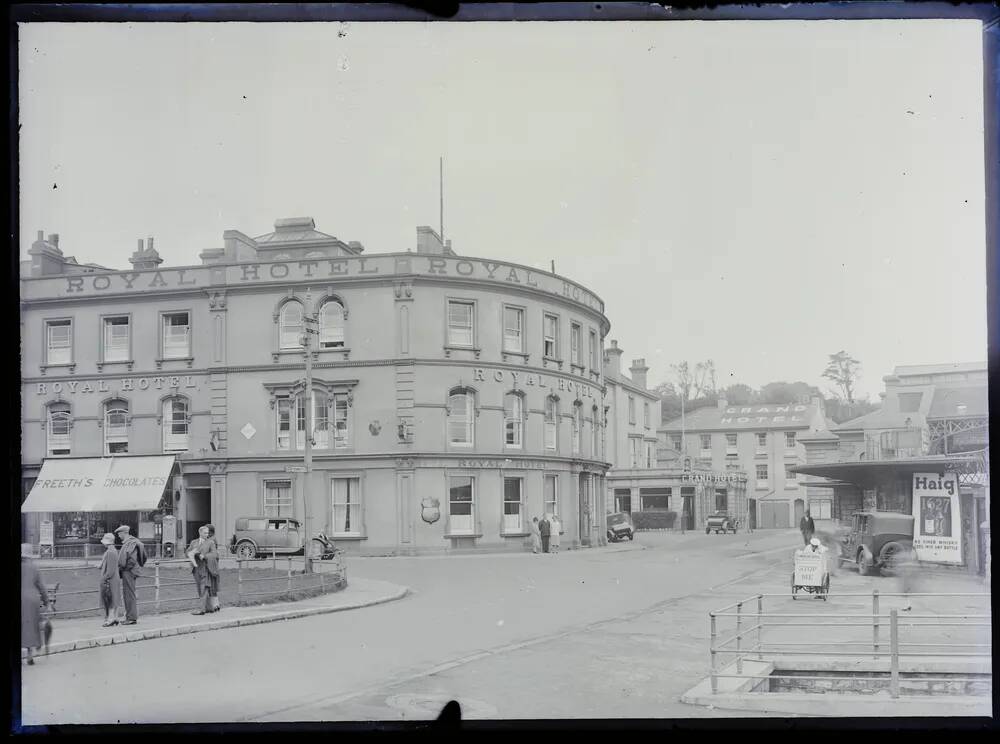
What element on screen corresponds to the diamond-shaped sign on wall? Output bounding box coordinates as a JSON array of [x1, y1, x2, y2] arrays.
[[241, 423, 257, 440]]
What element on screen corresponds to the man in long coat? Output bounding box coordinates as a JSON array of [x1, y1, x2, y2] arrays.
[[799, 510, 815, 546], [21, 545, 50, 665], [539, 515, 552, 554], [116, 525, 146, 624], [187, 524, 220, 615]]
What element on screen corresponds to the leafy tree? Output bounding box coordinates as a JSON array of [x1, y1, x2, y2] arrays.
[[825, 396, 880, 425], [823, 351, 861, 404], [654, 381, 682, 423], [759, 381, 823, 405], [721, 383, 755, 406]]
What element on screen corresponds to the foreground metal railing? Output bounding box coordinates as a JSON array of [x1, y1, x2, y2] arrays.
[[36, 550, 347, 618], [708, 592, 992, 699]]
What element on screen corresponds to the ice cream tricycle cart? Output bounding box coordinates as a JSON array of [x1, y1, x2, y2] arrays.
[[791, 543, 830, 600]]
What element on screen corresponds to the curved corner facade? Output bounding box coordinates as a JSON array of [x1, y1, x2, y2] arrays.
[[20, 224, 612, 555]]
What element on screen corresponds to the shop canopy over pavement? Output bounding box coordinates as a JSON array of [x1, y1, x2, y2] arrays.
[[791, 454, 983, 490], [22, 455, 175, 512]]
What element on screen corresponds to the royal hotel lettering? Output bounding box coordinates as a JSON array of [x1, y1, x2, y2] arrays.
[[36, 376, 199, 396], [61, 257, 602, 311], [719, 405, 809, 425], [471, 368, 600, 400]]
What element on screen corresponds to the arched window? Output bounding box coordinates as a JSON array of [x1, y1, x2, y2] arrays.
[[572, 402, 582, 455], [162, 397, 190, 453], [47, 402, 72, 456], [503, 392, 524, 448], [544, 396, 559, 451], [448, 389, 475, 447], [279, 301, 304, 349], [319, 300, 346, 349], [104, 399, 130, 455]]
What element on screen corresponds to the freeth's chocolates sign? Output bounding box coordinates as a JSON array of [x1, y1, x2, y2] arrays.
[[54, 255, 604, 313]]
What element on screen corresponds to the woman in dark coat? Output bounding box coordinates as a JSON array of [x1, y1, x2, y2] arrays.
[[21, 545, 50, 665]]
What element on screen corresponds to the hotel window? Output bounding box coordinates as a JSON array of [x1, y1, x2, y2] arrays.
[[319, 300, 346, 349], [785, 464, 798, 484], [295, 395, 308, 449], [643, 402, 650, 429], [162, 397, 190, 453], [503, 306, 524, 353], [785, 431, 796, 449], [726, 433, 738, 451], [589, 330, 598, 369], [591, 408, 600, 458], [503, 478, 524, 534], [544, 474, 559, 517], [104, 399, 130, 454], [276, 398, 292, 450], [756, 432, 768, 451], [543, 314, 559, 358], [570, 323, 582, 366], [448, 476, 475, 535], [103, 316, 130, 362], [331, 477, 362, 537], [572, 403, 582, 455], [447, 301, 475, 347], [162, 312, 191, 359], [544, 396, 559, 451], [646, 441, 655, 468], [45, 320, 72, 365], [313, 392, 330, 449], [279, 301, 304, 350], [700, 434, 712, 456], [47, 403, 72, 456], [628, 396, 636, 424], [630, 437, 641, 468], [263, 480, 294, 518], [504, 392, 524, 448], [333, 392, 350, 449], [671, 434, 683, 452], [448, 389, 475, 447], [756, 464, 769, 486]]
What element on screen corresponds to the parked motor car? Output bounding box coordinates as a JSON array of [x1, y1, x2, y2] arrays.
[[606, 512, 634, 542], [230, 517, 304, 560], [838, 511, 915, 576], [705, 511, 738, 534]]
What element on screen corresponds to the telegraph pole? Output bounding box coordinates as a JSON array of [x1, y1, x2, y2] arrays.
[[302, 290, 317, 574]]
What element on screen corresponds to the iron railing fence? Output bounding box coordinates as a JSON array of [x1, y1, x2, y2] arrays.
[[36, 551, 347, 618], [708, 591, 992, 698]]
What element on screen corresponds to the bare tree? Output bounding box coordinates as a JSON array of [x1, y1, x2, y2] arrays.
[[693, 359, 717, 398], [822, 351, 861, 404], [671, 361, 693, 402]]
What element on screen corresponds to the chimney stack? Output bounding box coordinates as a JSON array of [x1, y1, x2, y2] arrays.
[[629, 358, 650, 391], [28, 229, 66, 276], [605, 339, 624, 380]]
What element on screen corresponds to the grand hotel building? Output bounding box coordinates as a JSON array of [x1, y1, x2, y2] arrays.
[[20, 219, 612, 555]]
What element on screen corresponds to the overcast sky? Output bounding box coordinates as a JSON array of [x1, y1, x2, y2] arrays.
[[18, 20, 988, 397]]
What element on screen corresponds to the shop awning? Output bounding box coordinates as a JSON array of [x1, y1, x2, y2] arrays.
[[22, 455, 175, 512]]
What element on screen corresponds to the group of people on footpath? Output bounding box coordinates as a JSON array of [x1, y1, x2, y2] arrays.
[[21, 522, 222, 665], [530, 514, 562, 554]]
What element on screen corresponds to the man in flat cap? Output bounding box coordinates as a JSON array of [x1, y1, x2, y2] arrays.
[[115, 525, 147, 624]]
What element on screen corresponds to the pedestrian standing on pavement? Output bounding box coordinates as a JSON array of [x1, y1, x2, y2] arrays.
[[539, 514, 552, 554], [115, 525, 146, 625], [21, 544, 51, 666], [530, 517, 541, 554], [205, 524, 221, 613], [550, 514, 562, 553], [187, 525, 214, 615], [98, 533, 123, 627], [896, 547, 918, 612], [799, 510, 815, 546]]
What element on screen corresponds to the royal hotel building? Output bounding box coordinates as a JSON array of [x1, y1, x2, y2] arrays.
[[20, 219, 612, 555]]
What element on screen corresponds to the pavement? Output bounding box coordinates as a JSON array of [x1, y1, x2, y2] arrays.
[[17, 529, 991, 725], [21, 577, 409, 659]]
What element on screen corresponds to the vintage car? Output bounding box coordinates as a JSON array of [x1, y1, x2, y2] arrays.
[[606, 512, 635, 542], [705, 511, 738, 534], [230, 517, 304, 560], [839, 511, 915, 576]]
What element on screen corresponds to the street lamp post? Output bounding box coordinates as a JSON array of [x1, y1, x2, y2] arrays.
[[301, 291, 317, 574]]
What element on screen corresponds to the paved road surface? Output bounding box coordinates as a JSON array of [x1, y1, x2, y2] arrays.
[[20, 529, 986, 724]]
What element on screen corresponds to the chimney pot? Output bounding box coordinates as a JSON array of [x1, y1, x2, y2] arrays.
[[50, 233, 59, 247], [37, 230, 44, 242], [138, 239, 144, 252], [148, 236, 154, 252]]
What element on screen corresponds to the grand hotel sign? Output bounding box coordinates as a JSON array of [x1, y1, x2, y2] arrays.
[[50, 255, 604, 313]]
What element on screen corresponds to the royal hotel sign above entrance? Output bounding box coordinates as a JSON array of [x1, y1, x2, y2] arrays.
[[27, 254, 604, 314]]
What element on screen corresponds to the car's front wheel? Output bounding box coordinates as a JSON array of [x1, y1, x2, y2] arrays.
[[236, 541, 257, 560]]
